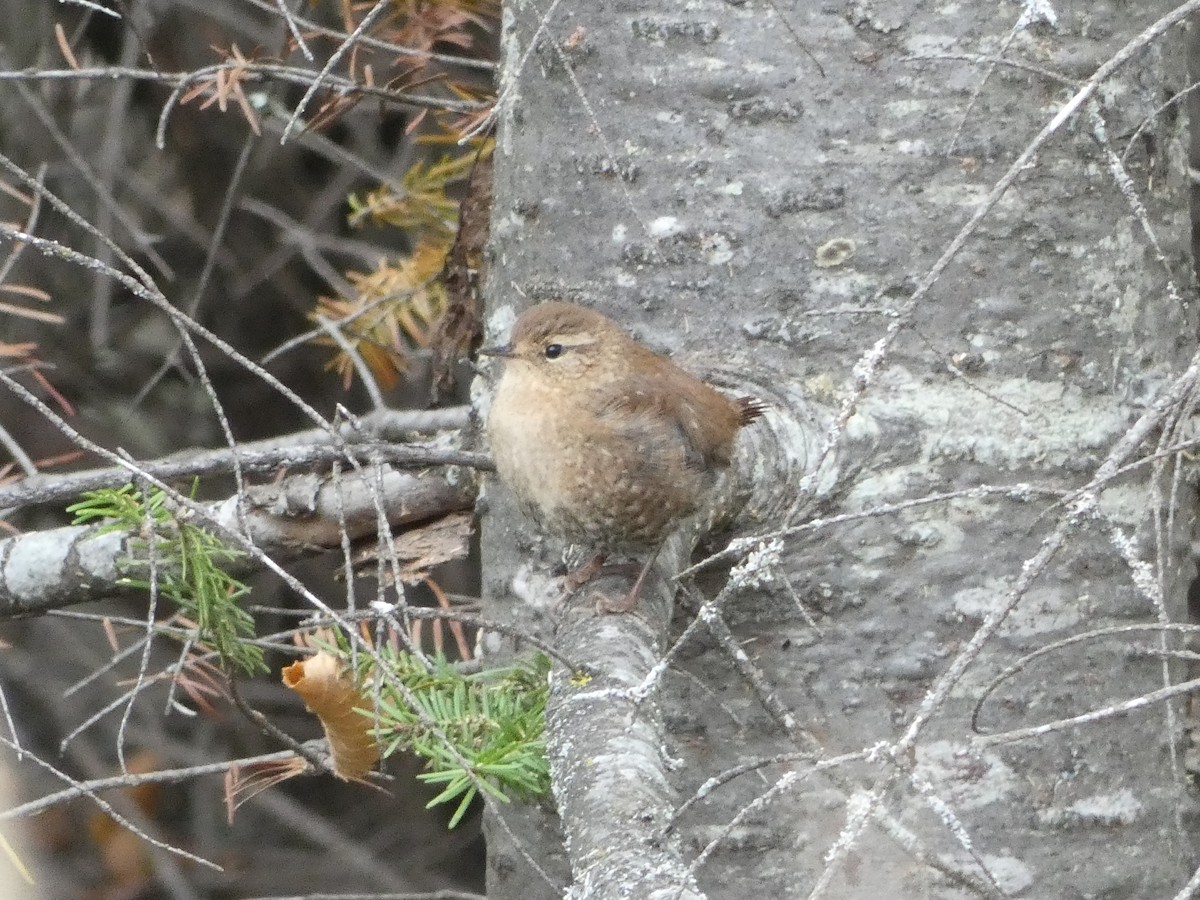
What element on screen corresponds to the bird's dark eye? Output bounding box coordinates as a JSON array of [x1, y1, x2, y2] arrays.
[[544, 343, 564, 359]]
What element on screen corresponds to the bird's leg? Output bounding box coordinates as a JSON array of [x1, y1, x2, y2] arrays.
[[595, 543, 665, 615]]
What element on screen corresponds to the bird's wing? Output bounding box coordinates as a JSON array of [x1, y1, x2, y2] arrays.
[[591, 376, 723, 472]]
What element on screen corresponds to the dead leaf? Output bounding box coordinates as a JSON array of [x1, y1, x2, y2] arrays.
[[282, 652, 379, 780]]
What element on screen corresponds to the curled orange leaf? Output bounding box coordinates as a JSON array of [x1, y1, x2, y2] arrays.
[[282, 652, 380, 780]]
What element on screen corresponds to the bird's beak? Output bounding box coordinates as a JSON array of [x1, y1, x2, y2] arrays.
[[478, 343, 515, 359]]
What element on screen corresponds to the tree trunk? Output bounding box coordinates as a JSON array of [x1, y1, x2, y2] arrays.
[[482, 1, 1200, 898]]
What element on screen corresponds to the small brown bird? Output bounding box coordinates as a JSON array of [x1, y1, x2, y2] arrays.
[[482, 302, 762, 611]]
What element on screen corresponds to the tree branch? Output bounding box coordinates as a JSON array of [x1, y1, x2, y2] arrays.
[[0, 462, 477, 618], [0, 406, 477, 511]]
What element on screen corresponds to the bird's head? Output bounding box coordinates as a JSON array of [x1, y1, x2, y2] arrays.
[[480, 302, 631, 387]]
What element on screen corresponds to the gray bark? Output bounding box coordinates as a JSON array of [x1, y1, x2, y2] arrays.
[[481, 1, 1200, 898]]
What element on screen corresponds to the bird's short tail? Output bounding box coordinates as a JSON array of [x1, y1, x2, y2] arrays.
[[737, 397, 767, 425]]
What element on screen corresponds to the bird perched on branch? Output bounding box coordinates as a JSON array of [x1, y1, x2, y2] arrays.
[[482, 301, 763, 612]]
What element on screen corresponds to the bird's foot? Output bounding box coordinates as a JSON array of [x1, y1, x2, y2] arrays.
[[594, 588, 642, 615], [593, 550, 662, 614], [563, 553, 608, 593]]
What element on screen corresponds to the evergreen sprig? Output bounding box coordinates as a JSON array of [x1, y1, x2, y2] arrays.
[[360, 648, 551, 827], [67, 483, 265, 675]]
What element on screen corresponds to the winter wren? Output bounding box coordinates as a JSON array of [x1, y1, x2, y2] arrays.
[[482, 302, 762, 610]]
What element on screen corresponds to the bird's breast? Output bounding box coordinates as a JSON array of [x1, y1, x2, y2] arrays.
[[487, 370, 710, 549], [487, 373, 578, 524]]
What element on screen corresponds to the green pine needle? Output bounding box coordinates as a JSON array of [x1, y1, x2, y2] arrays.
[[67, 483, 265, 675], [358, 649, 551, 827]]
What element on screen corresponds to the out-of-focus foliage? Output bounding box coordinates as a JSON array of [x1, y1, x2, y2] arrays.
[[311, 137, 494, 390], [304, 0, 498, 392]]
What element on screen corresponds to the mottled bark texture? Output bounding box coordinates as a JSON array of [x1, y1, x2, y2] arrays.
[[481, 1, 1200, 899]]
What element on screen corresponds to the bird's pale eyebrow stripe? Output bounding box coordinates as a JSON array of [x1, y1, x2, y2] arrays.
[[553, 332, 597, 347]]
